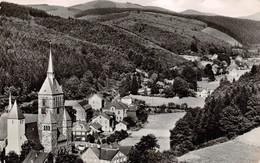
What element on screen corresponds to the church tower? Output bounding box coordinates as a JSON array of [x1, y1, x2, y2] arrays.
[[6, 100, 26, 155], [41, 110, 57, 153], [38, 42, 71, 153]]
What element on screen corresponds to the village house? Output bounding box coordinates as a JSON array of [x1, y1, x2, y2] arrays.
[[65, 100, 87, 122], [91, 113, 115, 132], [102, 101, 129, 122], [115, 121, 128, 131], [72, 121, 92, 142], [88, 94, 105, 111], [81, 146, 132, 163]]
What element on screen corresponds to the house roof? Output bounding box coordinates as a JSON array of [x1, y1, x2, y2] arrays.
[[0, 117, 7, 141], [8, 100, 25, 120], [100, 148, 118, 161], [73, 121, 90, 132], [24, 114, 38, 124], [119, 146, 132, 156], [103, 101, 129, 111], [120, 121, 129, 126], [88, 93, 103, 100], [63, 109, 71, 121], [64, 100, 78, 107], [22, 151, 49, 163], [25, 122, 43, 150], [90, 122, 102, 130], [90, 147, 100, 157]]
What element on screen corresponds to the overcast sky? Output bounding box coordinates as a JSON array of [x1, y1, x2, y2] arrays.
[[4, 0, 260, 17]]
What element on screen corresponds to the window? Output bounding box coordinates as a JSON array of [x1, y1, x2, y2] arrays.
[[57, 108, 60, 114], [41, 108, 46, 114], [12, 120, 14, 124], [118, 111, 120, 114], [42, 98, 46, 106]]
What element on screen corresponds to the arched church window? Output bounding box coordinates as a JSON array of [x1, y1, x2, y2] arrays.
[[41, 108, 46, 114]]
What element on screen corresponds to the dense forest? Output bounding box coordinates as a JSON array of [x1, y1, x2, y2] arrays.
[[0, 2, 193, 102], [170, 65, 260, 155], [75, 7, 260, 46]]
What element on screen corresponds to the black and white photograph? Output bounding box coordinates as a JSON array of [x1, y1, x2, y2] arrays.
[[0, 0, 260, 162]]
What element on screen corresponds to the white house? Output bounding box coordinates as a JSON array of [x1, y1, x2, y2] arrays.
[[91, 113, 114, 132], [115, 121, 128, 131], [65, 100, 86, 122], [102, 101, 129, 122], [88, 94, 104, 111]]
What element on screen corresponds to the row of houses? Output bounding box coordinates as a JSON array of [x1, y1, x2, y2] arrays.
[[66, 94, 137, 143]]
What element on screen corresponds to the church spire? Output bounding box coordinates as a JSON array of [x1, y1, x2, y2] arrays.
[[47, 41, 54, 75], [8, 92, 12, 112], [8, 100, 25, 120]]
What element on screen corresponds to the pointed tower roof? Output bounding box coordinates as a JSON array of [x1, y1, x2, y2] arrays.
[[38, 42, 63, 95], [47, 48, 54, 74], [8, 100, 25, 120], [43, 111, 57, 124], [7, 92, 12, 112], [63, 109, 71, 121]]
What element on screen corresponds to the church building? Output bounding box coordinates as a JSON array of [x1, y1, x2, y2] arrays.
[[37, 47, 72, 154]]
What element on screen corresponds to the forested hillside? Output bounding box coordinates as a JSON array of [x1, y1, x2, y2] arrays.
[[170, 66, 260, 155], [75, 7, 260, 46], [0, 2, 191, 101]]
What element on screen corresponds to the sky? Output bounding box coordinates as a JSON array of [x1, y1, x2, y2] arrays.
[[4, 0, 260, 17]]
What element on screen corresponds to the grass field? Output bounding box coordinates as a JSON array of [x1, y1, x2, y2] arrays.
[[178, 127, 260, 163], [129, 95, 205, 108], [119, 112, 186, 151]]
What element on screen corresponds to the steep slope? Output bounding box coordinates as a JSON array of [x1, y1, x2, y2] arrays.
[[202, 27, 242, 46], [75, 7, 260, 46], [241, 11, 260, 21], [0, 2, 189, 99]]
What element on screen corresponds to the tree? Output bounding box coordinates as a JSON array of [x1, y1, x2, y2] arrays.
[[123, 117, 136, 127], [56, 154, 83, 163], [5, 151, 20, 163], [20, 140, 37, 162], [136, 107, 148, 123], [173, 77, 189, 97], [130, 74, 138, 95], [129, 134, 160, 163], [190, 41, 198, 52], [204, 64, 215, 81]]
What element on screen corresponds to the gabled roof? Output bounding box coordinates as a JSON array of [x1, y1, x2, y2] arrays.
[[73, 121, 90, 132], [100, 148, 119, 161], [90, 147, 100, 158], [63, 109, 71, 121], [103, 101, 129, 111], [88, 93, 104, 100], [43, 111, 57, 124], [0, 117, 7, 141], [8, 100, 25, 120], [22, 151, 48, 163]]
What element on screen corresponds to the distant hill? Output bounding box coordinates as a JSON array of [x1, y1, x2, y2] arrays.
[[27, 4, 81, 18], [181, 9, 215, 16], [241, 11, 260, 21]]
